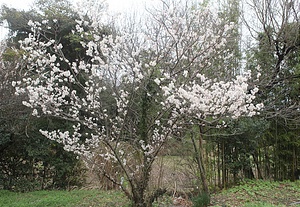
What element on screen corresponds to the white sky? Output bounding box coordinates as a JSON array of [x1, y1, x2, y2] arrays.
[[0, 0, 155, 12], [0, 0, 160, 39], [0, 0, 33, 10]]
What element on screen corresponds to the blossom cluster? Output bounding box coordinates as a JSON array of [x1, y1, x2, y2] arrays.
[[14, 2, 263, 180], [161, 71, 263, 121]]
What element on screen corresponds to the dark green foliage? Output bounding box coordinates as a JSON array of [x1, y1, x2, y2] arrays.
[[192, 192, 210, 207], [0, 6, 40, 43], [244, 19, 300, 181], [1, 0, 84, 63], [264, 119, 300, 181], [0, 116, 86, 192]]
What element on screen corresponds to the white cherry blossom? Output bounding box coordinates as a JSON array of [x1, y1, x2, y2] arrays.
[[14, 3, 263, 205]]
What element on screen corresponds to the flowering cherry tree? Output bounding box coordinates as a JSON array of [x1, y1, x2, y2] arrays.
[[14, 2, 262, 206]]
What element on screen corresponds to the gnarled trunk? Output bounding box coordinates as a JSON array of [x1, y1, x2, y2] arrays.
[[131, 189, 147, 207]]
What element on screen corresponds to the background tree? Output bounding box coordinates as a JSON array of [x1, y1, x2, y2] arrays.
[[245, 0, 300, 121], [0, 0, 93, 192], [244, 0, 300, 181]]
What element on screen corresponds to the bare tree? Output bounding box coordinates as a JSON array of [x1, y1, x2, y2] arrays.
[[244, 0, 300, 122]]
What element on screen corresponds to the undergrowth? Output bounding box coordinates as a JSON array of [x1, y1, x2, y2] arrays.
[[211, 180, 300, 207]]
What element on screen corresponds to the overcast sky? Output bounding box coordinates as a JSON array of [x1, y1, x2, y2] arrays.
[[0, 0, 156, 12], [0, 0, 33, 10], [0, 0, 159, 39]]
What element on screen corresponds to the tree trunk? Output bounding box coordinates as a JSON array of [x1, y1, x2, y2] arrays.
[[292, 147, 296, 181], [222, 140, 226, 189], [132, 190, 147, 207], [130, 176, 148, 207], [264, 145, 271, 179], [131, 186, 166, 207], [217, 143, 221, 189], [252, 151, 263, 179], [191, 126, 209, 194], [130, 157, 166, 207], [243, 156, 255, 179]]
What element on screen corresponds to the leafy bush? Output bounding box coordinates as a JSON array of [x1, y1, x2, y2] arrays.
[[192, 192, 210, 207], [0, 117, 87, 192]]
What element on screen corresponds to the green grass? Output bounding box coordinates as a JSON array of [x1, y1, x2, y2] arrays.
[[211, 180, 300, 207], [1, 180, 300, 207], [0, 190, 129, 207], [242, 202, 283, 207]]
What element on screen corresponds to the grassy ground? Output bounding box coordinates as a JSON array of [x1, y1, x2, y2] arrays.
[[210, 180, 300, 207], [0, 190, 129, 207], [0, 180, 300, 207]]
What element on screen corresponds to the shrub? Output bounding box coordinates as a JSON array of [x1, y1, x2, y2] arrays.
[[192, 192, 210, 207]]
